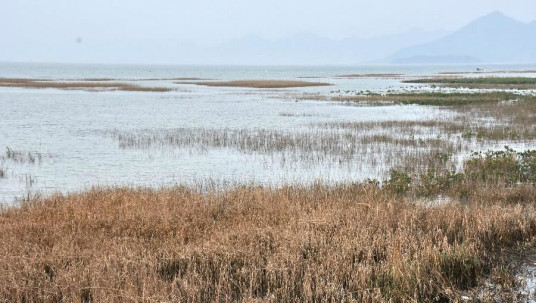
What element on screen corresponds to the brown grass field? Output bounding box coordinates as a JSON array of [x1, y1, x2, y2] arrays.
[[0, 78, 173, 92], [176, 80, 332, 88], [2, 149, 536, 303]]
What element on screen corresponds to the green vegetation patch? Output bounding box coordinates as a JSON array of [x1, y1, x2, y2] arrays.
[[405, 77, 536, 85], [333, 91, 536, 106], [403, 77, 536, 89]]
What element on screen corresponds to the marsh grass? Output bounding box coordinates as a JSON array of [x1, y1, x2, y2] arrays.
[[108, 94, 536, 178], [0, 78, 173, 92], [109, 126, 461, 173], [1, 147, 48, 164], [2, 152, 536, 302], [387, 147, 536, 206], [176, 80, 332, 88], [404, 77, 536, 89], [3, 82, 536, 301], [327, 92, 536, 106]]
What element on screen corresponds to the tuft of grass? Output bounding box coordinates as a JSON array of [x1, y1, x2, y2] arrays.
[[176, 80, 332, 88], [2, 147, 44, 164]]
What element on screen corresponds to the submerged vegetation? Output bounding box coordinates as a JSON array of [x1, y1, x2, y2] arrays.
[[1, 147, 48, 164], [109, 94, 536, 181], [2, 149, 536, 302]]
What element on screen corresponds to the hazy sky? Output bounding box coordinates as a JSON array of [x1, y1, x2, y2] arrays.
[[3, 0, 535, 43], [1, 0, 535, 63]]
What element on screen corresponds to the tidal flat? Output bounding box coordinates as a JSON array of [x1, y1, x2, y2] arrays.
[[2, 63, 536, 302]]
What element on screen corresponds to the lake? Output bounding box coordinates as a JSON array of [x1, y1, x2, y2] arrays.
[[1, 62, 535, 203]]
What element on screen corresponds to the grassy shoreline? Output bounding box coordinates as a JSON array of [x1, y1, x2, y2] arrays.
[[2, 149, 536, 302], [302, 91, 536, 106]]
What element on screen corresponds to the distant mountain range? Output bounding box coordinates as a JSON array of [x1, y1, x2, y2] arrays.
[[3, 11, 534, 65], [388, 11, 536, 64], [189, 29, 451, 65], [187, 11, 536, 65], [184, 11, 536, 65]]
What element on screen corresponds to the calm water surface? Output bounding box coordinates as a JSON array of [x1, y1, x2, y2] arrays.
[[1, 63, 535, 203]]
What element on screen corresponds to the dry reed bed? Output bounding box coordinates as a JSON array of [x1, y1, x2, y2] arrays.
[[1, 179, 536, 302], [0, 78, 173, 92], [176, 80, 332, 88]]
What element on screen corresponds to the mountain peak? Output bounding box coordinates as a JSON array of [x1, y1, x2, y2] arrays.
[[484, 11, 506, 18], [457, 10, 524, 34], [389, 10, 536, 64], [471, 11, 519, 25]]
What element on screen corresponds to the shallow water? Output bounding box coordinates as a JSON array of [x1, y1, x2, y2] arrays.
[[1, 63, 535, 203]]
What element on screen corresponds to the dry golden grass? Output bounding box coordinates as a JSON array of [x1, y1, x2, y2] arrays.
[[1, 176, 536, 302], [0, 78, 173, 92], [176, 80, 332, 88]]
